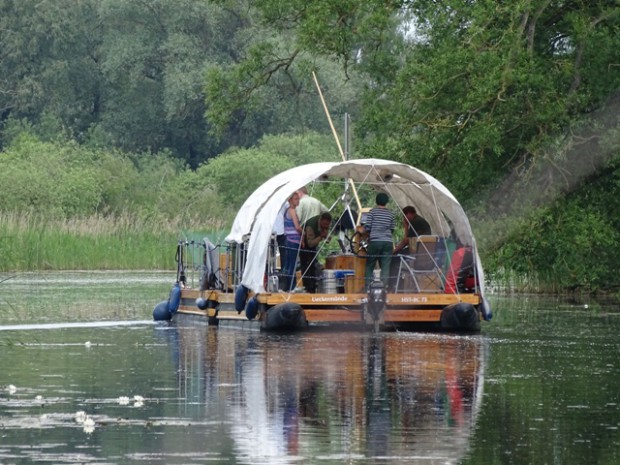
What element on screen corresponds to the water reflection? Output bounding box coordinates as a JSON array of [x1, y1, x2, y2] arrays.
[[168, 324, 486, 464], [6, 274, 619, 464]]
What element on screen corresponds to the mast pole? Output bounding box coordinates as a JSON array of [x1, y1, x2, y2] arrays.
[[312, 71, 362, 215]]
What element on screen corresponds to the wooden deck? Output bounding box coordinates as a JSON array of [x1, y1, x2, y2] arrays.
[[177, 288, 481, 325]]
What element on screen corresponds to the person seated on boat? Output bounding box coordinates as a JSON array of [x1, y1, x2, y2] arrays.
[[282, 192, 302, 291], [299, 212, 332, 293], [388, 205, 432, 291], [296, 186, 328, 225], [392, 206, 431, 255], [360, 192, 395, 288]]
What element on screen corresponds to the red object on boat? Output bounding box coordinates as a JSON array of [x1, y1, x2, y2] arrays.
[[445, 247, 475, 294]]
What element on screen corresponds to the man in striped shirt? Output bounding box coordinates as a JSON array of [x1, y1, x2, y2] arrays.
[[361, 192, 395, 288]]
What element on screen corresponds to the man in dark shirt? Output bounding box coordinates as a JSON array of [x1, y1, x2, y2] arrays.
[[299, 212, 332, 293], [393, 206, 431, 255], [390, 206, 431, 291]]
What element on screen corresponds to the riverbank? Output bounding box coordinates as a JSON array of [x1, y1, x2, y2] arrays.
[[2, 212, 618, 298], [0, 212, 224, 271]]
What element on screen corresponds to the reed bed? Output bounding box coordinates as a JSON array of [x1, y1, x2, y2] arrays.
[[0, 212, 226, 271]]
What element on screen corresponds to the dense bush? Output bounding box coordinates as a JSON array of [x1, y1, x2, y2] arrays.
[[0, 134, 103, 217], [0, 129, 348, 271], [484, 163, 620, 292], [0, 130, 339, 225]]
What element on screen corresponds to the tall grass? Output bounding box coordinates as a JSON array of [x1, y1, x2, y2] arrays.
[[0, 212, 227, 271]]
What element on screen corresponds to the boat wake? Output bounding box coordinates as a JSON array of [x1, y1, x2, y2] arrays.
[[0, 320, 155, 331]]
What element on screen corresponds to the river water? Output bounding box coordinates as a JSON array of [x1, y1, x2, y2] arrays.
[[0, 272, 619, 464]]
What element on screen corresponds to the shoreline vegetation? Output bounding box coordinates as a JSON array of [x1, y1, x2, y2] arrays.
[[2, 212, 617, 301], [1, 129, 617, 296], [0, 212, 224, 272]]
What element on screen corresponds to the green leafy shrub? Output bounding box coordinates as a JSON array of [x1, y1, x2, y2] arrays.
[[0, 133, 102, 217]]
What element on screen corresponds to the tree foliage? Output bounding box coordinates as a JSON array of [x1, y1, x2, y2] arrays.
[[203, 0, 392, 139], [196, 132, 339, 210], [354, 1, 620, 195], [202, 1, 620, 194], [0, 0, 344, 166], [0, 133, 103, 217]]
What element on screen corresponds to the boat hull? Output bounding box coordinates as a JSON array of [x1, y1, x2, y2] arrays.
[[173, 287, 482, 332]]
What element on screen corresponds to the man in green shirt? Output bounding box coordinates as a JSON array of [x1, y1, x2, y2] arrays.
[[296, 186, 328, 225]]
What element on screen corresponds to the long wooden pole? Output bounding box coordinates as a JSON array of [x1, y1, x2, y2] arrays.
[[312, 71, 363, 215]]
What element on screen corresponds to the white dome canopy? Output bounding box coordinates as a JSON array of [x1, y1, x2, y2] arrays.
[[226, 158, 484, 295]]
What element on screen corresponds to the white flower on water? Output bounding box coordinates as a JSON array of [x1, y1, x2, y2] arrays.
[[133, 395, 145, 407], [117, 396, 130, 405], [35, 395, 43, 401], [75, 410, 87, 424], [6, 384, 17, 394], [84, 341, 92, 348], [83, 416, 95, 434]]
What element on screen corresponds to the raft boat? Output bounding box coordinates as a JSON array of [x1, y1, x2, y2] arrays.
[[154, 158, 491, 332]]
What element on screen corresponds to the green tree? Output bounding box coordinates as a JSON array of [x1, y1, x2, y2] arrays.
[[0, 0, 263, 165], [203, 0, 620, 197], [0, 0, 102, 137], [355, 1, 620, 195], [203, 0, 371, 143], [95, 0, 229, 164]]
